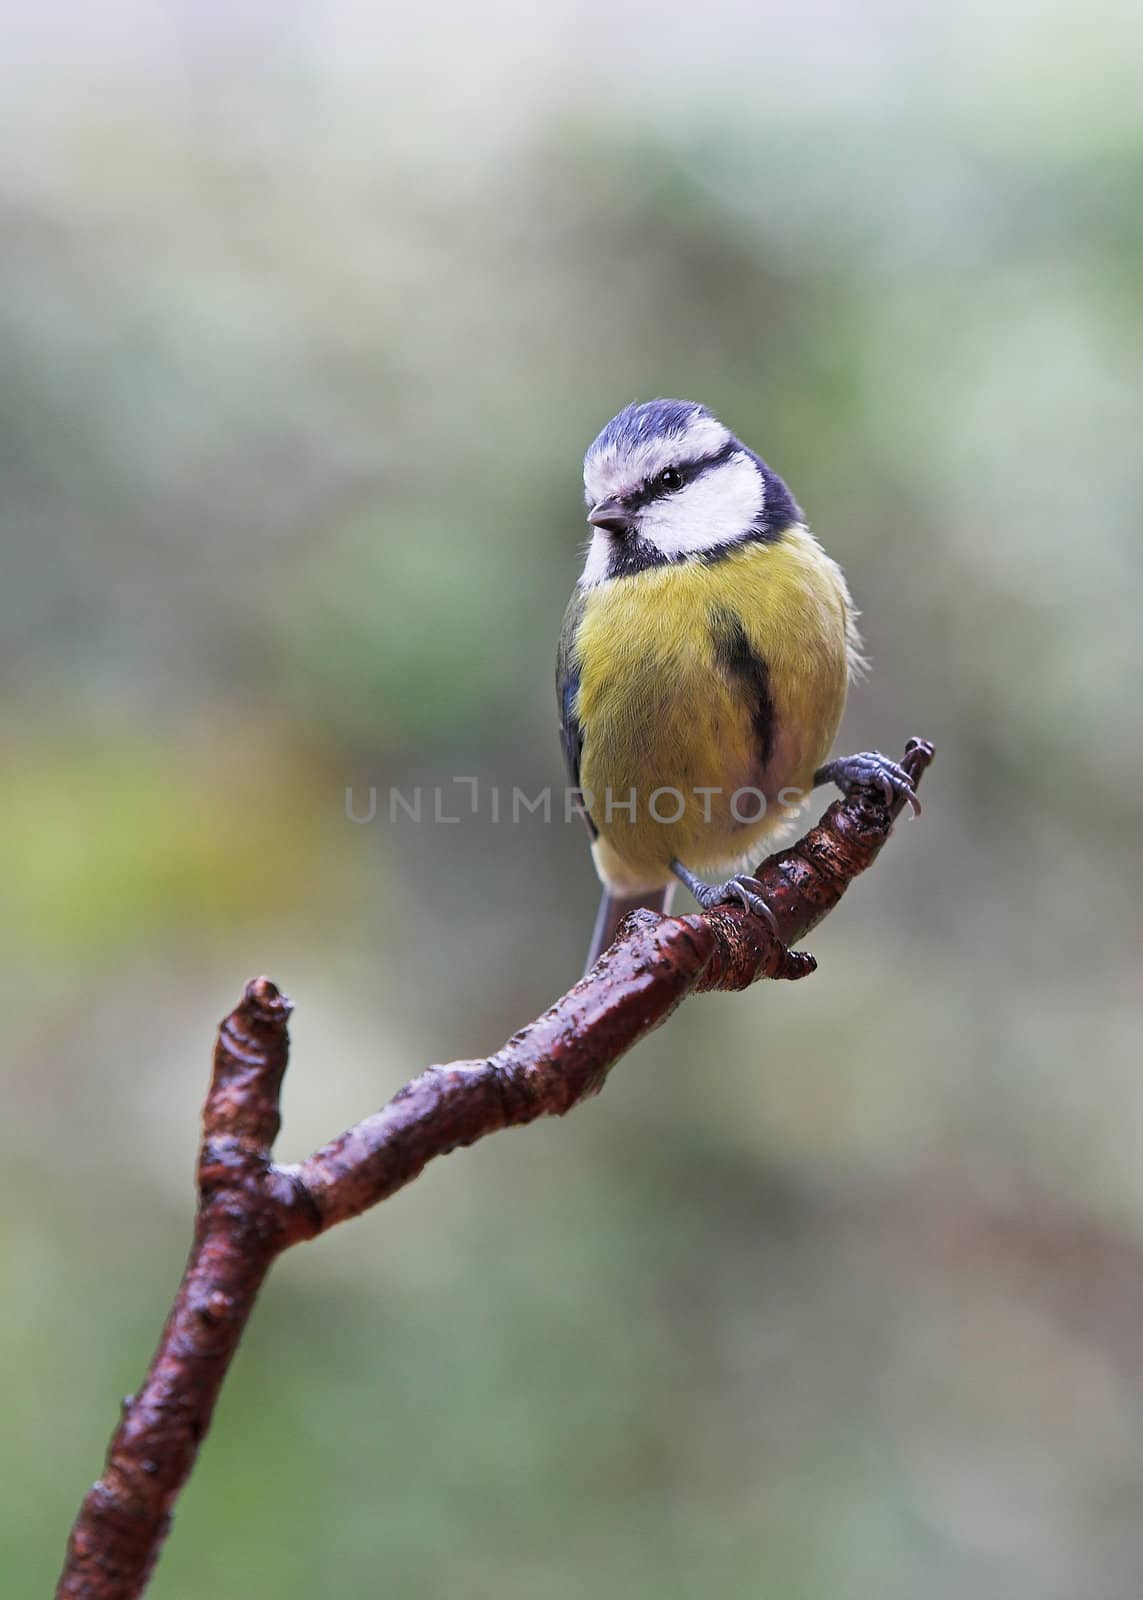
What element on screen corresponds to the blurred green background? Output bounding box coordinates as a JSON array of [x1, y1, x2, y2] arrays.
[[4, 2, 1143, 1595]]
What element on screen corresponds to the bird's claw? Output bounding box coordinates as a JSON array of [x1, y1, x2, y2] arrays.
[[670, 858, 780, 934], [669, 859, 807, 975], [816, 751, 921, 816], [717, 874, 780, 934]]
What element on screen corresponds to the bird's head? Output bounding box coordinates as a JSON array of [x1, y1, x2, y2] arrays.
[[579, 399, 797, 584]]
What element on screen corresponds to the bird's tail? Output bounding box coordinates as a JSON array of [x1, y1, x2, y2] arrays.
[[585, 885, 675, 974]]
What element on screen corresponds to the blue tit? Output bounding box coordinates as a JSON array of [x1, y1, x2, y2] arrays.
[[556, 399, 918, 970]]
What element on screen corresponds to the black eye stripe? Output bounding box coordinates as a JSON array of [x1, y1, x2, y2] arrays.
[[623, 440, 741, 510]]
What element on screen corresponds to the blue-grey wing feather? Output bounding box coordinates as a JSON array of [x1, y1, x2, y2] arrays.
[[556, 587, 596, 839]]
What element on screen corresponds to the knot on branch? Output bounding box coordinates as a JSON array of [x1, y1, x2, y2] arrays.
[[694, 911, 819, 990]]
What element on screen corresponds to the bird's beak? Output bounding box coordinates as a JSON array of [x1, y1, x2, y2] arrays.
[[587, 499, 634, 538]]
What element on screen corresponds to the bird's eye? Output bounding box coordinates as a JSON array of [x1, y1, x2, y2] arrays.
[[658, 466, 683, 491]]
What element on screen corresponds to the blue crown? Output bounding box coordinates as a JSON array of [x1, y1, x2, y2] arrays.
[[587, 399, 712, 459]]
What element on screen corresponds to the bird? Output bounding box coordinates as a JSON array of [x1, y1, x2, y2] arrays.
[[556, 398, 918, 971]]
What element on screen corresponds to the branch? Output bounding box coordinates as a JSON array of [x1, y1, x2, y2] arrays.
[[58, 738, 934, 1599]]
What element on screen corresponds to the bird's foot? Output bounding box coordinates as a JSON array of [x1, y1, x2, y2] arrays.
[[670, 859, 779, 937], [814, 751, 921, 816]]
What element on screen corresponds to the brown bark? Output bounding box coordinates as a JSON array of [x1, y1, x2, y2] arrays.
[[58, 738, 933, 1599]]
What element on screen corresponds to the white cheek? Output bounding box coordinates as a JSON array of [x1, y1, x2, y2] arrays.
[[640, 456, 764, 557], [579, 531, 612, 587]]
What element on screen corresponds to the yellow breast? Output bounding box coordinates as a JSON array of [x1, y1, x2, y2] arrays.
[[573, 528, 854, 893]]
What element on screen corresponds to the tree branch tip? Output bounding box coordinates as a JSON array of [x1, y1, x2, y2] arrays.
[[902, 737, 935, 773], [241, 976, 293, 1022]]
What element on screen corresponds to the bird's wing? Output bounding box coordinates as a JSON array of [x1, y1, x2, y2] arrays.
[[555, 585, 596, 839]]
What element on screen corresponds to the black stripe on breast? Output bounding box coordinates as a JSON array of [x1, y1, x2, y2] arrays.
[[709, 605, 775, 770]]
